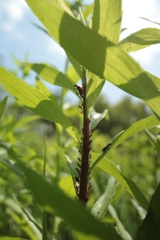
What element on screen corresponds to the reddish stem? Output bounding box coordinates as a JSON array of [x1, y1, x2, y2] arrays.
[[77, 69, 91, 204]]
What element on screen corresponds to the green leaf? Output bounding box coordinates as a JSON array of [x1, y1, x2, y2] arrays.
[[92, 175, 117, 220], [57, 17, 160, 119], [111, 115, 160, 149], [56, 0, 73, 16], [22, 166, 122, 240], [66, 64, 80, 84], [91, 155, 149, 211], [91, 115, 160, 170], [0, 96, 7, 119], [136, 183, 160, 240], [147, 72, 160, 89], [86, 75, 105, 110], [92, 0, 122, 44], [25, 0, 160, 119], [0, 67, 71, 128], [91, 0, 122, 109], [36, 77, 52, 96], [119, 28, 160, 52], [26, 63, 75, 92]]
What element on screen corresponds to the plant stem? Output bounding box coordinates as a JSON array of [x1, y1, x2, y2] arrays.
[[78, 69, 91, 204]]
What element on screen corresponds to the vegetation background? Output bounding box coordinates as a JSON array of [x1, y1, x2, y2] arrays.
[[0, 0, 160, 240]]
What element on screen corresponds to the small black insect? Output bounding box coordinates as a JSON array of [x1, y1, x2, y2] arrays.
[[74, 85, 83, 98], [102, 143, 112, 152]]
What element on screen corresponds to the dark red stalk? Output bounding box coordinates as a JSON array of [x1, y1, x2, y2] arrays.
[[76, 69, 92, 204]]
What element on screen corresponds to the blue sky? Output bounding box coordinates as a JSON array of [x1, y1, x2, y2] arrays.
[[1, 0, 160, 105]]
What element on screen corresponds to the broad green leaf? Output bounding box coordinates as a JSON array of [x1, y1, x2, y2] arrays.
[[136, 183, 160, 240], [26, 63, 75, 92], [57, 0, 73, 16], [119, 28, 160, 52], [111, 115, 160, 149], [0, 96, 7, 119], [108, 205, 133, 240], [91, 154, 149, 211], [91, 115, 160, 170], [0, 67, 71, 128], [22, 166, 122, 240], [36, 77, 53, 97], [58, 17, 160, 119], [25, 0, 160, 119], [147, 71, 160, 88], [66, 64, 79, 84], [92, 175, 117, 220], [91, 0, 122, 109], [86, 75, 105, 110], [92, 0, 122, 44]]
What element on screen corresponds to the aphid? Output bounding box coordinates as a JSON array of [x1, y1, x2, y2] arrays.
[[74, 85, 83, 98], [75, 176, 80, 183], [102, 143, 112, 152]]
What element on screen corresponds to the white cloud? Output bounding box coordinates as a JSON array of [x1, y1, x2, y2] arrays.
[[0, 0, 28, 40], [0, 0, 27, 22]]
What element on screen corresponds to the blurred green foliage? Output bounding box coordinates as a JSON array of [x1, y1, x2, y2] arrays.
[[0, 87, 159, 239]]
